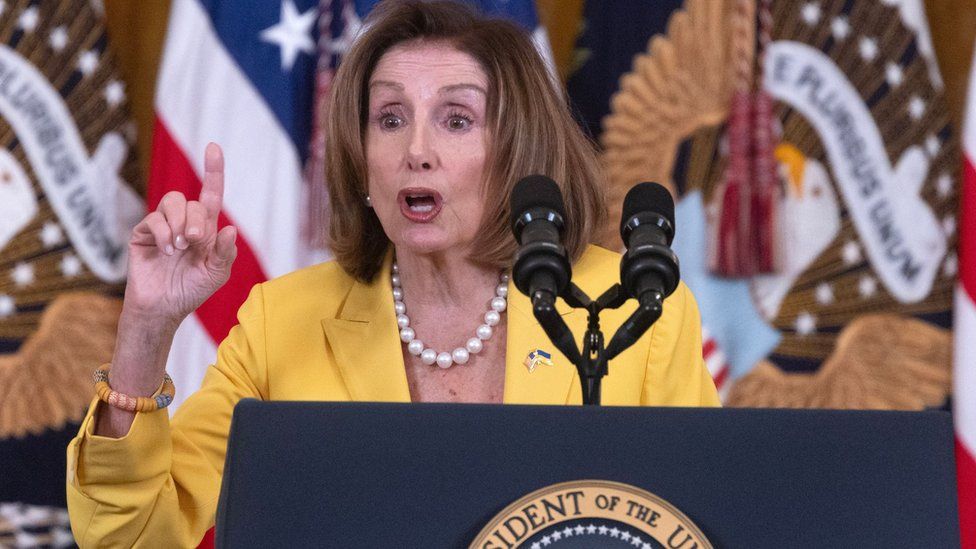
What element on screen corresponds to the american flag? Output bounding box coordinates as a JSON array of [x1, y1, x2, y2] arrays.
[[149, 0, 324, 411]]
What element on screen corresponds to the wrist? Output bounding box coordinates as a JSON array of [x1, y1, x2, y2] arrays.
[[118, 306, 182, 336], [110, 314, 180, 397]]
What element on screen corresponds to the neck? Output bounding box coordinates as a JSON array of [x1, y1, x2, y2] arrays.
[[393, 247, 500, 310]]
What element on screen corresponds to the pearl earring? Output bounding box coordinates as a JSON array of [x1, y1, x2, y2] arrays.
[[365, 195, 372, 207]]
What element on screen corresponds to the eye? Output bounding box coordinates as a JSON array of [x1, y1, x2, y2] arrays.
[[379, 111, 403, 130], [446, 112, 473, 131]]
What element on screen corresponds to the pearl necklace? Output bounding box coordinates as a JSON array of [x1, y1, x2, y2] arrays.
[[392, 262, 509, 369]]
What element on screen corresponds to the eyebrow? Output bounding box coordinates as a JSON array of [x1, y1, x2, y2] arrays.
[[439, 83, 487, 95], [368, 80, 487, 95], [369, 80, 404, 91]]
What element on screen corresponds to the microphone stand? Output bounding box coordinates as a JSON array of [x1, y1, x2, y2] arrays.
[[530, 283, 664, 405]]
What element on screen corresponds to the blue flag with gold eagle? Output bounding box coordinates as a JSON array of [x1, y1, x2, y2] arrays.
[[572, 0, 956, 409]]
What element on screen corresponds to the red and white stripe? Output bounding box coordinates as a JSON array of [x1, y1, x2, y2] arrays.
[[701, 326, 731, 401], [149, 0, 327, 408], [956, 38, 976, 549]]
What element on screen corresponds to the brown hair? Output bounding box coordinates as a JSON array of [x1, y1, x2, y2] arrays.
[[325, 0, 607, 282]]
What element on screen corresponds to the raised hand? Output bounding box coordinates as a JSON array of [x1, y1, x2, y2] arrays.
[[125, 143, 238, 324], [93, 144, 239, 437]]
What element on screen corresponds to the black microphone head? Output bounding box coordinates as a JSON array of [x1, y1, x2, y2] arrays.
[[510, 175, 566, 234], [620, 182, 675, 245]]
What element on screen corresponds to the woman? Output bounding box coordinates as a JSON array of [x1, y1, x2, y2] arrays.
[[66, 1, 719, 546]]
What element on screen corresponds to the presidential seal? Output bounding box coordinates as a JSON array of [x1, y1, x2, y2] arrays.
[[470, 480, 712, 549]]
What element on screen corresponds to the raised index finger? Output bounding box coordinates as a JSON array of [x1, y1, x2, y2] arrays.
[[200, 142, 224, 221]]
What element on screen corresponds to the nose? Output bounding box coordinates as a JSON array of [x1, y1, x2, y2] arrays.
[[406, 123, 435, 171]]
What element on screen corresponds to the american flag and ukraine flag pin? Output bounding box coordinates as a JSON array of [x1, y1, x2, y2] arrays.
[[524, 349, 554, 373]]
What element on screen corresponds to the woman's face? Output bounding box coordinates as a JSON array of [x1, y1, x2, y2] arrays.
[[365, 42, 489, 257]]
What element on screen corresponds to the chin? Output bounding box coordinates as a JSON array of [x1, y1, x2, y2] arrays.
[[399, 235, 459, 252], [394, 227, 456, 255], [394, 234, 457, 255]]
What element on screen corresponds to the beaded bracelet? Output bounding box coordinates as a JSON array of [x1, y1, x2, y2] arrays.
[[93, 364, 176, 413]]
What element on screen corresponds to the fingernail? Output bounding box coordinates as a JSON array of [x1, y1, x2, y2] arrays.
[[175, 234, 188, 249], [165, 245, 175, 255], [187, 227, 201, 238]]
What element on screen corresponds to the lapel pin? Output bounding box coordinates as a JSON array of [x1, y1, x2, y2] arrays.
[[524, 349, 554, 373]]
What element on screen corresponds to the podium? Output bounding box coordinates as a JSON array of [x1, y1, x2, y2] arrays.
[[215, 401, 960, 548]]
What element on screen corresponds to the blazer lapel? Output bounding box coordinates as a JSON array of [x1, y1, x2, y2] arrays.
[[321, 257, 412, 403], [503, 281, 583, 405]]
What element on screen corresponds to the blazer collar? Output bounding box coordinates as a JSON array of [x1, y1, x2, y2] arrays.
[[321, 251, 583, 405], [321, 251, 412, 402]]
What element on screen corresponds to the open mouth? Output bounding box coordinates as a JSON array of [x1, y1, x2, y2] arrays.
[[397, 188, 443, 222], [405, 194, 436, 213]]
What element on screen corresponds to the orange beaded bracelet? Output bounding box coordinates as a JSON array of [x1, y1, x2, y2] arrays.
[[93, 364, 176, 413]]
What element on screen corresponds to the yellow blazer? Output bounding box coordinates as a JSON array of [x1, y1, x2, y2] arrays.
[[66, 245, 718, 548]]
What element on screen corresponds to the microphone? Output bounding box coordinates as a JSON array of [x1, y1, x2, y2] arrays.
[[510, 175, 572, 303], [510, 176, 582, 366], [618, 182, 680, 304], [605, 182, 680, 360]]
